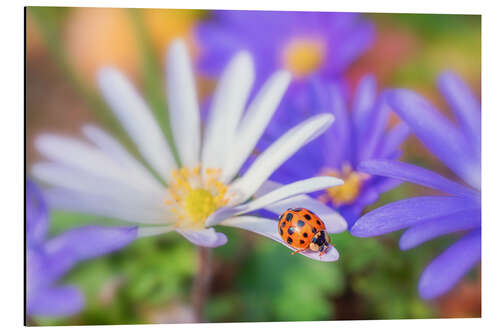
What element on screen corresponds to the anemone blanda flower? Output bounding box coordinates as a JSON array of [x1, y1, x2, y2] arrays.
[[197, 10, 374, 82], [351, 71, 481, 299], [196, 10, 374, 117], [32, 40, 347, 261], [257, 75, 409, 226], [26, 179, 136, 317]]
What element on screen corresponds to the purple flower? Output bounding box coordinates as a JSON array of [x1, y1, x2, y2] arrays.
[[260, 75, 409, 226], [196, 10, 375, 123], [197, 10, 374, 82], [351, 71, 481, 300], [26, 179, 137, 317]]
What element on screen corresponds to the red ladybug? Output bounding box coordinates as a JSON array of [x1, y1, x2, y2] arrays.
[[278, 208, 330, 256]]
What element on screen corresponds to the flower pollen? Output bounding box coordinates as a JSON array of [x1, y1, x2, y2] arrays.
[[320, 164, 368, 206], [282, 37, 325, 78], [166, 165, 229, 229]]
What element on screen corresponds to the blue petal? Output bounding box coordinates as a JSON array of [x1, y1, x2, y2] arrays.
[[323, 80, 352, 168], [359, 160, 480, 199], [328, 20, 375, 75], [351, 196, 478, 237], [377, 122, 410, 158], [26, 179, 49, 246], [399, 208, 481, 250], [386, 88, 480, 189], [418, 229, 481, 299], [437, 71, 481, 155], [27, 285, 84, 317], [352, 74, 377, 151], [357, 96, 390, 162], [26, 248, 74, 300], [352, 75, 377, 134], [44, 226, 137, 263]]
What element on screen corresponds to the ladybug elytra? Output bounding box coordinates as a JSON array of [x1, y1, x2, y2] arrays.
[[278, 208, 330, 256]]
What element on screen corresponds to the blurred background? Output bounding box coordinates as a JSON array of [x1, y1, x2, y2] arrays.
[[26, 7, 481, 325]]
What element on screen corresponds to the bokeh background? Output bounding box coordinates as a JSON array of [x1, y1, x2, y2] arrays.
[[26, 7, 481, 325]]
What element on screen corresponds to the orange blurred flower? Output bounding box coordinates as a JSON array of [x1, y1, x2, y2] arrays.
[[64, 8, 200, 84]]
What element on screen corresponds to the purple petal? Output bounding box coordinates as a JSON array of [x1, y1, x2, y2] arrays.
[[359, 160, 480, 199], [27, 285, 84, 317], [386, 88, 480, 189], [44, 226, 137, 262], [323, 80, 352, 168], [418, 229, 481, 299], [177, 228, 228, 248], [399, 208, 481, 250], [356, 93, 391, 162], [350, 196, 478, 237], [329, 21, 375, 74], [27, 248, 75, 298], [378, 122, 410, 158], [437, 71, 481, 153], [26, 179, 49, 246], [352, 74, 377, 142]]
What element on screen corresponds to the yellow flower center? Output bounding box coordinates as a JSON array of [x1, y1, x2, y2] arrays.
[[282, 37, 326, 78], [320, 164, 369, 206], [165, 165, 229, 229]]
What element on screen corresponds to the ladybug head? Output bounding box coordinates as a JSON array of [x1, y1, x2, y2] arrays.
[[309, 230, 330, 252]]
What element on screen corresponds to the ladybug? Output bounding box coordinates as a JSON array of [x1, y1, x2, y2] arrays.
[[278, 208, 330, 256]]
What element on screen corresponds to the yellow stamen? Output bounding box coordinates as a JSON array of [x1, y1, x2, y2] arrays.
[[282, 37, 326, 78], [165, 165, 230, 229], [320, 164, 369, 206]]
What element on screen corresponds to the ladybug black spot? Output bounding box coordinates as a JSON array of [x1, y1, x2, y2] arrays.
[[281, 221, 286, 227], [304, 214, 311, 220], [297, 220, 305, 227], [300, 239, 305, 244], [287, 237, 293, 244], [316, 220, 321, 226], [279, 228, 283, 235], [279, 214, 283, 221], [286, 213, 293, 221], [312, 227, 317, 234], [292, 208, 302, 212], [288, 227, 295, 235], [303, 232, 308, 238]]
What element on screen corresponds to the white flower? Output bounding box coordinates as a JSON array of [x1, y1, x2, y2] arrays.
[[32, 40, 347, 261]]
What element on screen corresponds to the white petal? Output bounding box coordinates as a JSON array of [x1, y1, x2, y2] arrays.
[[31, 162, 167, 213], [138, 226, 175, 238], [166, 40, 201, 167], [82, 125, 165, 197], [44, 188, 170, 225], [221, 70, 291, 182], [228, 114, 334, 204], [176, 228, 228, 248], [241, 176, 343, 213], [33, 134, 163, 203], [254, 180, 347, 233], [222, 216, 339, 262], [201, 52, 254, 170], [205, 176, 343, 227], [97, 67, 176, 181]]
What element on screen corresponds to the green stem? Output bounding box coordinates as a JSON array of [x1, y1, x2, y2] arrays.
[[191, 247, 212, 322]]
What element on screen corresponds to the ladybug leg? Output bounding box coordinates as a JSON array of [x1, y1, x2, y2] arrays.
[[318, 245, 328, 257], [290, 248, 305, 256]]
